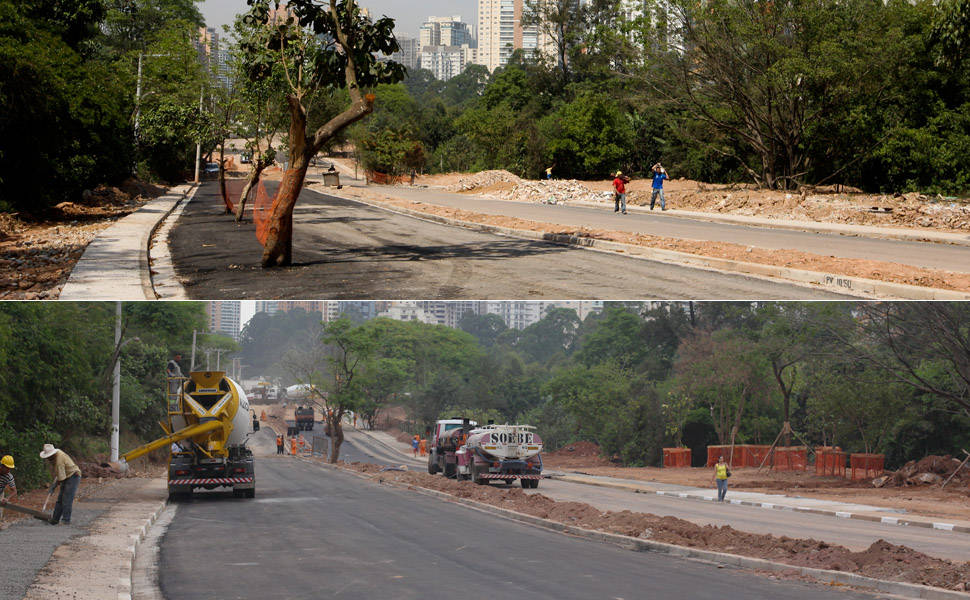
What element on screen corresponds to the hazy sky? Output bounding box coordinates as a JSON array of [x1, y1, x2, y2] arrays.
[[199, 0, 477, 38]]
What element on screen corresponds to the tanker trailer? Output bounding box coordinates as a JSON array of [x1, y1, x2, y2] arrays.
[[119, 370, 255, 500], [455, 424, 543, 488]]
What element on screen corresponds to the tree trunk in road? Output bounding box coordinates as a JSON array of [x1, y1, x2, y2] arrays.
[[261, 95, 310, 267], [235, 162, 267, 222], [218, 143, 229, 214], [329, 416, 344, 463], [260, 164, 307, 266]]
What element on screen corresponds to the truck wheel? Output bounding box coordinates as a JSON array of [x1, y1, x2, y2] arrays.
[[246, 488, 255, 499], [472, 464, 487, 485], [428, 459, 439, 475], [443, 463, 456, 479], [532, 479, 540, 489], [521, 479, 531, 489]]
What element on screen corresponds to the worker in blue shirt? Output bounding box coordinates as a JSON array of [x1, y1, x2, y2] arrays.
[[650, 163, 668, 211]]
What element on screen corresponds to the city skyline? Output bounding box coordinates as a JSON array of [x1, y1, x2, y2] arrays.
[[199, 0, 477, 39]]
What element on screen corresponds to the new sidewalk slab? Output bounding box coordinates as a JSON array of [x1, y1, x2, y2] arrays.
[[59, 185, 195, 300], [548, 472, 970, 534]]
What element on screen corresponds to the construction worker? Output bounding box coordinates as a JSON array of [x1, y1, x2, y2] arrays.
[[419, 438, 427, 456], [411, 436, 420, 457], [712, 455, 731, 502], [649, 162, 668, 211], [613, 171, 630, 214], [0, 455, 18, 505], [40, 444, 81, 525], [290, 436, 298, 456], [167, 353, 184, 398], [276, 435, 284, 455]]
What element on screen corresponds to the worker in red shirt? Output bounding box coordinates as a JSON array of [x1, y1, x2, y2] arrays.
[[612, 171, 630, 214]]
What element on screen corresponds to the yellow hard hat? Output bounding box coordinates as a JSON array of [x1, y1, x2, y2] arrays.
[[1, 455, 14, 469], [615, 171, 622, 177]]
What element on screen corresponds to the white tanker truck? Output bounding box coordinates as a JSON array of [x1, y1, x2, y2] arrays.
[[429, 420, 543, 488], [119, 370, 255, 500]]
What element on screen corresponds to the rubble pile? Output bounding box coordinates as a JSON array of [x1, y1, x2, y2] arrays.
[[873, 455, 970, 487], [499, 179, 606, 205]]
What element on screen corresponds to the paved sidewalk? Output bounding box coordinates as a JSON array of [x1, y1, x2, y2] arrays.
[[1, 478, 166, 600], [59, 185, 195, 300]]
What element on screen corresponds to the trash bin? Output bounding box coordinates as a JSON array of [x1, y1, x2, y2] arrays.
[[323, 172, 340, 187]]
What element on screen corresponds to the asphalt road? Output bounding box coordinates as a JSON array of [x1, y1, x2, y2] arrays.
[[168, 181, 848, 299], [158, 446, 879, 599], [345, 430, 970, 563], [380, 186, 970, 273]]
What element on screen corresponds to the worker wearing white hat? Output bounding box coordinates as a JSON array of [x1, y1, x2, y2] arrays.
[[40, 444, 81, 525]]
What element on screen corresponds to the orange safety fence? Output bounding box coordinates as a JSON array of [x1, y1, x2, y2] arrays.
[[815, 447, 848, 477], [850, 453, 885, 480], [218, 176, 276, 247], [706, 445, 744, 467], [663, 448, 691, 468], [772, 446, 808, 471]]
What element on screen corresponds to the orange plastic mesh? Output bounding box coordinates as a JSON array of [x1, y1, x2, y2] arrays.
[[220, 178, 241, 213], [663, 448, 692, 468], [849, 453, 885, 480], [772, 447, 808, 471], [815, 447, 848, 477], [253, 177, 275, 247]]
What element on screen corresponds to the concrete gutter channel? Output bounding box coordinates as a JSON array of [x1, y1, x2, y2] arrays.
[[299, 458, 970, 600], [333, 190, 970, 300]]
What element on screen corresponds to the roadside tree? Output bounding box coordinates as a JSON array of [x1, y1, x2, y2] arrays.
[[241, 0, 405, 267]]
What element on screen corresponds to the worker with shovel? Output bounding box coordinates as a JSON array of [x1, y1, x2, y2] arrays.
[[40, 444, 81, 525], [1, 455, 18, 519]]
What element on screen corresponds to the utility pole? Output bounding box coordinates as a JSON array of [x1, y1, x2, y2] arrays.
[[134, 53, 143, 145], [111, 302, 121, 463], [193, 85, 204, 183], [191, 330, 197, 370]]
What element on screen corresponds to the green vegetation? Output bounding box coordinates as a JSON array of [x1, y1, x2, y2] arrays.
[[0, 302, 215, 489], [243, 302, 970, 468], [365, 0, 969, 194], [0, 0, 213, 211]]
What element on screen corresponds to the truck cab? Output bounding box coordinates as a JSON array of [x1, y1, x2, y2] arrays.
[[428, 418, 476, 476]]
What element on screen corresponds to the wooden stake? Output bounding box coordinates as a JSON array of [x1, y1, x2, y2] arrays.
[[941, 449, 970, 489]]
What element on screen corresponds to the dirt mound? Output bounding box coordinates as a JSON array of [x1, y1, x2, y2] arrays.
[[340, 461, 970, 590], [876, 455, 970, 487], [119, 178, 166, 200], [78, 461, 127, 479], [445, 170, 523, 192], [0, 213, 25, 239]]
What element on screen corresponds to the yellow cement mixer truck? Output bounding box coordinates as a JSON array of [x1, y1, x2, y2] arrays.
[[119, 371, 255, 500]]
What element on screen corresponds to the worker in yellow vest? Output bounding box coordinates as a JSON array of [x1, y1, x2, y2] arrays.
[[712, 455, 731, 502]]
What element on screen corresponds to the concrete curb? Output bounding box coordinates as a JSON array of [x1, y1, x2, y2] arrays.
[[301, 459, 970, 600], [60, 185, 195, 300], [550, 473, 970, 536], [331, 191, 970, 300], [119, 499, 167, 600], [149, 184, 200, 299]]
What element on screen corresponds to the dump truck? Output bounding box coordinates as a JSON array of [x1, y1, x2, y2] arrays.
[[294, 406, 315, 431], [429, 420, 543, 488], [119, 370, 255, 500]]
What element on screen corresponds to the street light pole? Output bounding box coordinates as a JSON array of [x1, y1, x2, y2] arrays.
[[193, 85, 203, 183], [111, 302, 121, 463]]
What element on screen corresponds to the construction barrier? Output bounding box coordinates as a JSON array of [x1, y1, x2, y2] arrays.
[[663, 447, 691, 468], [850, 453, 885, 481], [815, 447, 848, 478], [366, 170, 408, 185], [772, 446, 808, 471]]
